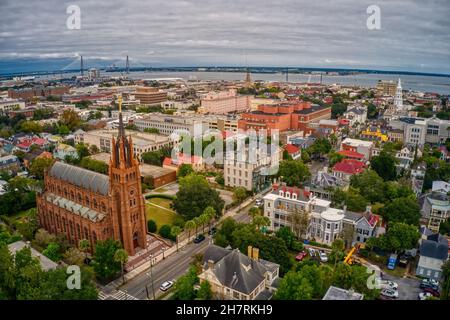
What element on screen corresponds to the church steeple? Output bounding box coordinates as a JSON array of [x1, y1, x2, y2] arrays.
[[111, 94, 134, 169]]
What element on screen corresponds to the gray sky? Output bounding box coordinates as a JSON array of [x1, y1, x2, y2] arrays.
[[1, 0, 449, 73]]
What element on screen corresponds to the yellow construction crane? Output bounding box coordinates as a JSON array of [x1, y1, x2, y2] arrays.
[[344, 244, 363, 265]]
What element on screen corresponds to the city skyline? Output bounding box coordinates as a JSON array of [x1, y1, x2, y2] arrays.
[[1, 0, 449, 74]]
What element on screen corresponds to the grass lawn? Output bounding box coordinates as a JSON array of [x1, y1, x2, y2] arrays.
[[146, 198, 179, 231], [382, 265, 407, 278], [154, 187, 168, 193]]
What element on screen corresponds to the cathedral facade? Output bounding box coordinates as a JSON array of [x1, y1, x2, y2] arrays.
[[36, 105, 148, 256]]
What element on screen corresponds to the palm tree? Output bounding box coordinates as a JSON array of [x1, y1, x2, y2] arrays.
[[203, 206, 216, 232], [185, 220, 196, 241], [114, 248, 128, 285], [79, 239, 90, 264], [171, 226, 182, 252], [199, 214, 209, 233], [193, 217, 202, 236]]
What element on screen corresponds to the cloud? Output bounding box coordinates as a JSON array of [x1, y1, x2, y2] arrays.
[[0, 0, 449, 73]]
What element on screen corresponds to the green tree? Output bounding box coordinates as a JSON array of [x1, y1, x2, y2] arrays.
[[171, 226, 182, 252], [197, 281, 213, 300], [274, 271, 314, 300], [184, 220, 196, 240], [350, 170, 386, 203], [76, 143, 90, 160], [20, 121, 43, 134], [278, 160, 311, 186], [173, 174, 224, 220], [379, 197, 421, 226], [177, 164, 194, 178], [60, 109, 82, 131], [29, 157, 54, 179], [114, 248, 128, 284], [369, 222, 420, 253], [370, 151, 397, 181], [159, 224, 172, 240], [441, 259, 450, 300], [147, 219, 157, 233], [42, 242, 61, 262], [93, 239, 122, 281], [172, 266, 198, 300], [276, 226, 296, 249], [232, 187, 248, 204], [79, 239, 90, 264]]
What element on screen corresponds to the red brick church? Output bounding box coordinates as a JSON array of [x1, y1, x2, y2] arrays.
[[36, 99, 148, 256]]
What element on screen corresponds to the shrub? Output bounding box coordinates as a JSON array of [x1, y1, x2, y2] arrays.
[[172, 215, 186, 228], [145, 194, 175, 201], [159, 224, 173, 240], [147, 220, 157, 233]]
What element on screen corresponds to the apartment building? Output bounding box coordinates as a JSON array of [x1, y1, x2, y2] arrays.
[[134, 113, 209, 137], [203, 115, 239, 133], [420, 191, 450, 234], [133, 87, 167, 105], [199, 89, 251, 114], [74, 129, 176, 161], [0, 99, 25, 115], [376, 80, 397, 96], [340, 138, 374, 160], [238, 102, 331, 134], [224, 145, 281, 192]]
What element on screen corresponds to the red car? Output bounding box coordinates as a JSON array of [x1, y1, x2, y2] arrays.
[[295, 251, 307, 261], [423, 287, 440, 297]]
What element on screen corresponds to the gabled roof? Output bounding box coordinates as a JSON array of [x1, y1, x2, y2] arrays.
[[203, 245, 279, 295], [337, 150, 364, 159], [419, 234, 448, 260], [48, 162, 109, 195], [333, 159, 366, 175], [284, 144, 300, 155]]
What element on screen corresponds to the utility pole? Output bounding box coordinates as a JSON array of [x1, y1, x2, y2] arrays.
[[126, 55, 130, 74]]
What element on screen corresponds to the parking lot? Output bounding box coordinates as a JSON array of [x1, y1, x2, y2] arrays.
[[382, 274, 422, 300]]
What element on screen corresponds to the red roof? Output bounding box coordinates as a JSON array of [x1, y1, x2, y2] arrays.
[[163, 153, 202, 167], [339, 119, 350, 126], [337, 150, 364, 159], [285, 144, 300, 155], [31, 137, 46, 145], [272, 184, 311, 200], [333, 159, 366, 175], [17, 141, 32, 149]]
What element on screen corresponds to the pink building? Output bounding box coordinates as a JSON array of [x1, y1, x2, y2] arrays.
[[200, 89, 251, 114]]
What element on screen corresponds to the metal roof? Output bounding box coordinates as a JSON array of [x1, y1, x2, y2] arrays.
[[48, 162, 110, 196]]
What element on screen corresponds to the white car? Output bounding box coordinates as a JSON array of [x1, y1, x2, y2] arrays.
[[318, 251, 328, 263], [422, 278, 439, 287], [380, 280, 398, 290], [308, 248, 316, 257], [381, 289, 399, 299], [160, 280, 174, 291], [418, 292, 433, 300]]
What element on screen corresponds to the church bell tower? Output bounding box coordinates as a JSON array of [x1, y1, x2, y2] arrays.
[[109, 95, 147, 256]]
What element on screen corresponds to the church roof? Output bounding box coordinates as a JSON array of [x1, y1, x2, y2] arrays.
[[48, 162, 110, 195], [45, 193, 105, 222]]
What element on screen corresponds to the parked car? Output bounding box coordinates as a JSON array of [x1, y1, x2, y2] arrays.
[[380, 280, 398, 290], [380, 289, 399, 299], [318, 250, 328, 263], [420, 282, 439, 291], [295, 251, 307, 262], [208, 227, 217, 235], [193, 234, 205, 243], [387, 254, 398, 270], [418, 292, 433, 300], [308, 248, 316, 258], [421, 278, 439, 287], [398, 254, 409, 267], [422, 287, 440, 297], [255, 198, 263, 207], [160, 281, 174, 291]]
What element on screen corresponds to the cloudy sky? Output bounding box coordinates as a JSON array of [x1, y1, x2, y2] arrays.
[[0, 0, 449, 74]]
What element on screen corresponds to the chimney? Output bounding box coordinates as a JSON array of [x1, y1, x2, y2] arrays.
[[343, 205, 347, 213], [252, 247, 259, 261], [247, 246, 253, 259], [366, 205, 372, 214], [207, 259, 214, 270]]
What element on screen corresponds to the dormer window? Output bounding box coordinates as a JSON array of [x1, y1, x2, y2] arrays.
[[279, 191, 284, 197], [285, 192, 290, 198], [292, 193, 297, 200]]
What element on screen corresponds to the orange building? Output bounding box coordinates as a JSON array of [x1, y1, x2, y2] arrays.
[[36, 103, 148, 256], [238, 102, 331, 134]]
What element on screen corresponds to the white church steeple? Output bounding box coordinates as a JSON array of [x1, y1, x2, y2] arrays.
[[394, 78, 403, 110]]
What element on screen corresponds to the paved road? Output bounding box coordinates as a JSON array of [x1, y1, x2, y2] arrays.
[[119, 235, 212, 299]]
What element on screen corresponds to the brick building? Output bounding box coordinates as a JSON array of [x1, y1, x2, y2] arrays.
[[36, 103, 148, 256], [8, 86, 70, 100], [238, 102, 331, 134]]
